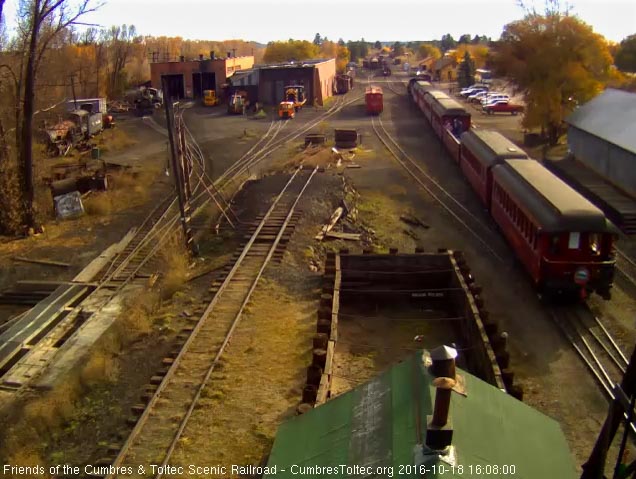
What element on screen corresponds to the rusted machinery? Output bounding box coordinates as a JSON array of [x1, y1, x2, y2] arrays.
[[44, 109, 103, 156]]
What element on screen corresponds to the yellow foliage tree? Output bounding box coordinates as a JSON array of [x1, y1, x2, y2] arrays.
[[320, 41, 350, 72], [263, 40, 320, 63], [492, 12, 612, 144], [418, 44, 441, 61], [452, 44, 489, 69]]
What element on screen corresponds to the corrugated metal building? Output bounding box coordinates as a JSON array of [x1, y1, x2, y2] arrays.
[[566, 89, 636, 197], [149, 53, 254, 99], [264, 350, 577, 479]]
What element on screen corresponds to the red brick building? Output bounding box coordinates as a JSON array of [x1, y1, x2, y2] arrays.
[[150, 53, 254, 99]]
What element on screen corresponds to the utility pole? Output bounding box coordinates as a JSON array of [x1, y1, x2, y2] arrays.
[[162, 76, 196, 255], [70, 75, 78, 109]]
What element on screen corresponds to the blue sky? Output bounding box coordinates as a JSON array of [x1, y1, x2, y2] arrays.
[[3, 0, 635, 43]]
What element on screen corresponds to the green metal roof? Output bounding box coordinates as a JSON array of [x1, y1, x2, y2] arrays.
[[264, 351, 577, 479]]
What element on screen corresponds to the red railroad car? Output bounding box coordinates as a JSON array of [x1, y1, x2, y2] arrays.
[[409, 80, 433, 110], [365, 86, 383, 115], [422, 90, 449, 123], [431, 98, 471, 138], [490, 160, 617, 299], [459, 129, 528, 208]]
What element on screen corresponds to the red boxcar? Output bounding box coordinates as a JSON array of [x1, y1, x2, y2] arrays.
[[459, 129, 528, 208], [490, 160, 617, 299], [431, 98, 471, 139], [365, 86, 383, 114]]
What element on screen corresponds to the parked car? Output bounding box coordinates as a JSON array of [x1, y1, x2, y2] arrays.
[[481, 94, 510, 106], [461, 87, 488, 98], [468, 91, 490, 103], [483, 101, 524, 115]]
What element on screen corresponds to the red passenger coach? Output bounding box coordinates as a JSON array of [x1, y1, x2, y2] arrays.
[[491, 160, 617, 299], [409, 81, 433, 110], [423, 91, 449, 123], [365, 86, 383, 115], [459, 130, 528, 208], [431, 98, 471, 138]]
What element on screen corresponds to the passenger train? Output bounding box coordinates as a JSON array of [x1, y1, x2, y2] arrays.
[[407, 79, 617, 299]]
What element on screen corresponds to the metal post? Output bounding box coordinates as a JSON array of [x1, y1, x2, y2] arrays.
[[582, 344, 636, 479], [162, 77, 196, 255]]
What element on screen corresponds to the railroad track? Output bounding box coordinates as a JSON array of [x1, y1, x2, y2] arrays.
[[370, 113, 507, 262], [615, 247, 636, 290], [104, 166, 317, 479], [549, 305, 631, 418]]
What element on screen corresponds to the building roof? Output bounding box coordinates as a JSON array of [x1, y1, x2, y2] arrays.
[[434, 56, 456, 71], [566, 88, 636, 155], [259, 58, 335, 70], [264, 351, 577, 479], [460, 130, 529, 167], [493, 160, 617, 233]]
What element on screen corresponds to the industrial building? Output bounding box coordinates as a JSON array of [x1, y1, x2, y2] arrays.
[[566, 89, 636, 196], [229, 58, 336, 106], [149, 53, 254, 100]]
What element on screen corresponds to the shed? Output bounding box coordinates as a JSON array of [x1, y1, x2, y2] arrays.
[[565, 89, 636, 197], [264, 351, 577, 479]]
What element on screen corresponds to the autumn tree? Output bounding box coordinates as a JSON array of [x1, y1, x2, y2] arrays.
[[393, 41, 404, 56], [418, 43, 441, 60], [615, 35, 636, 73], [263, 40, 319, 63], [320, 40, 350, 72], [18, 0, 98, 231], [492, 7, 612, 144]]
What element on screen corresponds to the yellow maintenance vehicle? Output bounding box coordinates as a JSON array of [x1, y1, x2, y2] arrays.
[[203, 90, 219, 106]]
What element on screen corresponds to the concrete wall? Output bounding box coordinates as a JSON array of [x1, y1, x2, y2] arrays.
[[568, 126, 636, 196], [150, 56, 254, 98]]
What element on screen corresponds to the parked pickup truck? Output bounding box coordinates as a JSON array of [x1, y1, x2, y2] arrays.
[[483, 101, 524, 115]]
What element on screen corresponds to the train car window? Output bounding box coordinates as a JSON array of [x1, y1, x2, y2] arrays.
[[550, 235, 560, 254], [589, 233, 600, 255], [568, 232, 580, 249]]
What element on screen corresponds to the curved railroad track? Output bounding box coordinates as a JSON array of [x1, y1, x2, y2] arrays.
[[105, 166, 318, 479], [370, 113, 507, 262]]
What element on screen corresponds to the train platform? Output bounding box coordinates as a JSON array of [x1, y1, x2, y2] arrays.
[[544, 155, 636, 235]]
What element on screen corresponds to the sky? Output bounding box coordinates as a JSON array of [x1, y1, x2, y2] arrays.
[[3, 0, 635, 43]]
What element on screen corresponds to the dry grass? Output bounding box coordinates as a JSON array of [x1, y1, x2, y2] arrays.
[[159, 235, 190, 299], [115, 288, 159, 339], [169, 279, 315, 477], [96, 128, 137, 154]]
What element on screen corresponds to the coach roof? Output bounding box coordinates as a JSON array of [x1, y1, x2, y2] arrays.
[[493, 160, 617, 233], [461, 130, 529, 166]]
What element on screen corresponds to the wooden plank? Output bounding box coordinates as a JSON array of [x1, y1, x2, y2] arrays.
[[315, 374, 330, 406], [315, 207, 344, 240], [324, 340, 335, 376], [73, 227, 137, 282], [13, 256, 70, 268], [325, 231, 361, 241]]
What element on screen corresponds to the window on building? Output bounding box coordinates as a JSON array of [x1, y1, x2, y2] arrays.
[[589, 233, 600, 255]]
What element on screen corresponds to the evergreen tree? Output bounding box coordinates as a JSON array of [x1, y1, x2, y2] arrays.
[[457, 51, 475, 88], [374, 40, 382, 49], [313, 33, 322, 45]]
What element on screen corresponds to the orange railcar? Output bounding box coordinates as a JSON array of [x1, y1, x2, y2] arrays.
[[365, 86, 383, 115]]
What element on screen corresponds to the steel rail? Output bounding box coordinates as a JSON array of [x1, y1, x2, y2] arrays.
[[155, 166, 318, 478], [105, 167, 311, 478], [371, 114, 505, 262]]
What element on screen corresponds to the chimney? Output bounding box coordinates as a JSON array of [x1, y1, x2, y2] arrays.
[[425, 377, 456, 450], [179, 55, 185, 62], [199, 54, 204, 61], [227, 52, 232, 58], [429, 345, 457, 379], [210, 51, 215, 60]]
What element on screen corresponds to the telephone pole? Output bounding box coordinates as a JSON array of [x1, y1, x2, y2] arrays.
[[162, 76, 196, 255]]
